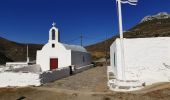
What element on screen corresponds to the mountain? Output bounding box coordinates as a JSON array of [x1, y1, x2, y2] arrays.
[[86, 12, 170, 60], [0, 37, 43, 65]]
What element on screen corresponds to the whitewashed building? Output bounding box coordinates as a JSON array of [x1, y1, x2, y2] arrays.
[[36, 23, 91, 72], [108, 37, 170, 91]]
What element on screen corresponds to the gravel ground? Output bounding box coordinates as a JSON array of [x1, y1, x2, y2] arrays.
[[43, 66, 108, 92]]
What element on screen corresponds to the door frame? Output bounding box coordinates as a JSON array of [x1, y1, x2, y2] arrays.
[[50, 58, 58, 70]]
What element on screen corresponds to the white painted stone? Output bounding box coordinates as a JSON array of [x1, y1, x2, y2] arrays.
[[0, 72, 40, 87], [109, 37, 170, 91]]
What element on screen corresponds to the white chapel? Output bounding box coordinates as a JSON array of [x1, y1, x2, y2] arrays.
[[36, 23, 91, 72]]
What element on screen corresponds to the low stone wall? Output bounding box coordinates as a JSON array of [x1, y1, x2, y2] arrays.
[[40, 67, 70, 84], [0, 72, 40, 87], [0, 67, 70, 87]]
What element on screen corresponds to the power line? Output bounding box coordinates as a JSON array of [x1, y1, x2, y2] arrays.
[[64, 33, 113, 45]]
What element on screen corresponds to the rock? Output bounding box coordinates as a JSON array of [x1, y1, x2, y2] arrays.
[[141, 12, 170, 23]]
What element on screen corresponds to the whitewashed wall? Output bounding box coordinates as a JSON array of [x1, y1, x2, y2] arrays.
[[36, 42, 71, 72], [37, 42, 91, 72], [123, 37, 170, 69], [111, 37, 170, 81]]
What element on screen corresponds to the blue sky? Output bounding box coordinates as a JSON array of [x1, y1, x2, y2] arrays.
[[0, 0, 170, 46]]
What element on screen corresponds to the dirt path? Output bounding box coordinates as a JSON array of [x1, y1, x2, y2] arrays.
[[43, 66, 108, 92], [0, 85, 170, 100]]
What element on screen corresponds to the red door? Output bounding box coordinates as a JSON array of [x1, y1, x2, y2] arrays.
[[50, 58, 58, 70]]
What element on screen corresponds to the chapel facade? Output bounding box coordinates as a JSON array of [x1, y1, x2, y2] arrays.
[[36, 23, 91, 71]]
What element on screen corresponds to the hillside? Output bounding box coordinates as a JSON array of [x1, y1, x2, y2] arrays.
[[86, 13, 170, 60], [0, 12, 170, 64], [0, 52, 12, 64], [0, 37, 43, 64]]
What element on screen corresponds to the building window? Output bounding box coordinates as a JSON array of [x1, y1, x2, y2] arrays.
[[114, 53, 116, 67], [83, 56, 85, 62], [52, 44, 55, 48], [52, 29, 55, 40]]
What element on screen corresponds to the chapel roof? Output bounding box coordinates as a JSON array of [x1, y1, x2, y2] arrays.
[[62, 43, 87, 52]]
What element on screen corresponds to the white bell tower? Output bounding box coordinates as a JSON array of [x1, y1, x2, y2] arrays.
[[49, 22, 60, 43]]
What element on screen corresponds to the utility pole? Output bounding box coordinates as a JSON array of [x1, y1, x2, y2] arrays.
[[80, 33, 83, 46], [105, 33, 108, 66], [27, 44, 29, 63]]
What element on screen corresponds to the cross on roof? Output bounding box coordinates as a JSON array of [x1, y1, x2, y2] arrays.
[[52, 22, 56, 27]]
